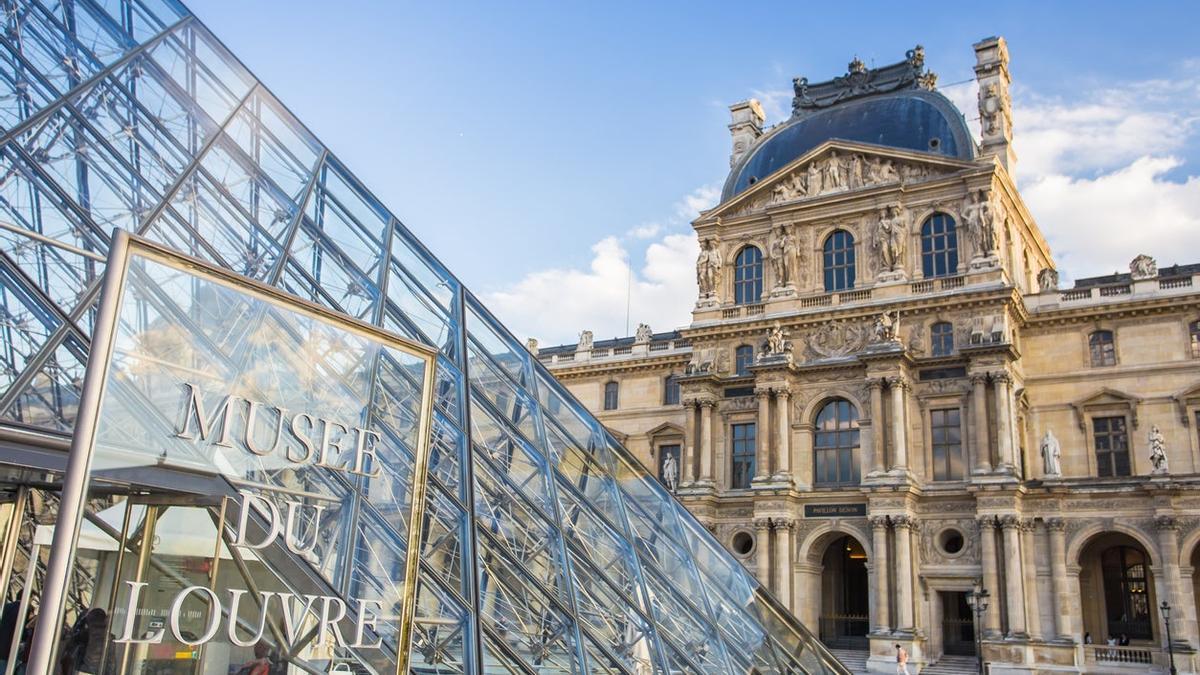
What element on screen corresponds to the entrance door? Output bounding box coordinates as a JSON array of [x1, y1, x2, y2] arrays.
[[941, 591, 976, 656]]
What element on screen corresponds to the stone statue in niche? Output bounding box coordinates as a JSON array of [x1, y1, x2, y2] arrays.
[[634, 323, 653, 344], [769, 224, 797, 290], [962, 189, 997, 258], [1040, 430, 1062, 477], [696, 237, 723, 301], [576, 330, 593, 353], [1130, 254, 1158, 280], [873, 205, 907, 275], [661, 452, 679, 493], [1037, 267, 1060, 291], [871, 310, 900, 344], [1149, 425, 1169, 474]]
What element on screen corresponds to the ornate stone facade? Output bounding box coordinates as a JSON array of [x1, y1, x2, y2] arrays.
[[536, 38, 1200, 675]]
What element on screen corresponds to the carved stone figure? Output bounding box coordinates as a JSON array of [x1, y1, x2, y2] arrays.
[[874, 205, 906, 273], [576, 330, 593, 353], [696, 237, 723, 299], [823, 151, 846, 190], [661, 453, 679, 493], [764, 321, 791, 356], [978, 83, 1003, 135], [1040, 430, 1062, 477], [771, 171, 807, 204], [807, 320, 868, 359], [769, 225, 796, 288], [807, 160, 823, 195], [962, 189, 996, 257], [1037, 267, 1060, 291], [1130, 254, 1158, 280], [871, 310, 900, 343], [906, 322, 926, 356], [687, 347, 718, 374], [1149, 425, 1169, 474], [525, 337, 539, 353], [634, 323, 652, 344]]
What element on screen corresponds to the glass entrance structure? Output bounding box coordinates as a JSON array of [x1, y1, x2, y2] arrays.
[[0, 1, 845, 673]]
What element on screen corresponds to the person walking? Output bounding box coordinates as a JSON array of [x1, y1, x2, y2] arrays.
[[895, 644, 910, 675]]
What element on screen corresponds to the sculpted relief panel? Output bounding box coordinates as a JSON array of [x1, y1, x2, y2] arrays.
[[734, 151, 955, 216]]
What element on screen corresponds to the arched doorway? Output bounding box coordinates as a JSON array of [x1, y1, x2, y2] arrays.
[[1079, 533, 1156, 647], [819, 535, 869, 649]]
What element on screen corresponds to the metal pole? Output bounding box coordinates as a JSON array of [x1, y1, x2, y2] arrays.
[[1165, 605, 1177, 675], [25, 230, 132, 675]]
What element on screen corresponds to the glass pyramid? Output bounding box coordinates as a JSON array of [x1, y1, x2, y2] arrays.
[[0, 1, 844, 672]]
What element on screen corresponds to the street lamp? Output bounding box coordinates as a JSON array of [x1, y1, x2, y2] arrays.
[[1161, 601, 1177, 675], [966, 582, 990, 675]]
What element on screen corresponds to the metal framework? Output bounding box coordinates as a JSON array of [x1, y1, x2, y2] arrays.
[[0, 1, 846, 672]]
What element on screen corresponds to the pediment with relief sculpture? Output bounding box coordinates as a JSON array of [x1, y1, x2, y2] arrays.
[[707, 141, 974, 220]]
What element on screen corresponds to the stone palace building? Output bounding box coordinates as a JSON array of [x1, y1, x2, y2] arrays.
[[534, 38, 1200, 674]]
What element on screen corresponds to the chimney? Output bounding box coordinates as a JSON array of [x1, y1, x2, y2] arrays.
[[728, 99, 765, 168], [973, 36, 1015, 172]]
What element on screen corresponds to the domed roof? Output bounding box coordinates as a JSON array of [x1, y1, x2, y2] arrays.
[[721, 54, 977, 203]]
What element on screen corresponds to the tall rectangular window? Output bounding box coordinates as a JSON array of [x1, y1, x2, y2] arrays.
[[1093, 416, 1130, 477], [603, 381, 619, 410], [930, 408, 963, 481], [663, 375, 680, 405], [730, 423, 756, 489]]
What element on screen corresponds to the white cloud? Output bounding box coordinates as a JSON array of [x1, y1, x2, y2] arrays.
[[1008, 64, 1200, 281], [485, 186, 718, 345], [1022, 156, 1200, 278]]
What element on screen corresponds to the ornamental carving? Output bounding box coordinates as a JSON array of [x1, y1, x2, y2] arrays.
[[696, 237, 723, 302], [921, 519, 980, 565], [804, 319, 869, 359], [734, 152, 955, 216], [962, 189, 1000, 257], [872, 204, 907, 274], [791, 46, 936, 114], [1130, 253, 1157, 280], [978, 82, 1010, 136]]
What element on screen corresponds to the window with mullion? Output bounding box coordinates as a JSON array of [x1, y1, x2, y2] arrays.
[[931, 322, 954, 356], [734, 246, 763, 305], [814, 399, 860, 485], [1089, 330, 1116, 367], [735, 345, 754, 376], [823, 230, 856, 292], [920, 213, 959, 278], [930, 408, 963, 481], [1189, 320, 1200, 358], [603, 381, 619, 410], [730, 423, 756, 489], [1093, 415, 1130, 477]]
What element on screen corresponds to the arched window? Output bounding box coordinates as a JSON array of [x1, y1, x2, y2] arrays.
[[921, 213, 959, 278], [1100, 545, 1152, 639], [1190, 320, 1200, 359], [823, 230, 856, 292], [663, 374, 680, 405], [603, 381, 619, 410], [735, 345, 754, 376], [931, 321, 955, 356], [814, 399, 860, 485], [1089, 330, 1116, 367], [734, 246, 763, 305]]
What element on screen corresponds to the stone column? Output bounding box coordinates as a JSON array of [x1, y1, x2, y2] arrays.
[[796, 423, 815, 488], [868, 379, 885, 475], [775, 388, 791, 480], [971, 374, 992, 473], [1156, 516, 1194, 649], [893, 515, 916, 632], [682, 400, 697, 484], [1000, 515, 1028, 638], [1022, 519, 1044, 640], [993, 373, 1015, 472], [871, 516, 891, 633], [1046, 518, 1072, 641], [755, 389, 771, 480], [755, 518, 772, 588], [699, 400, 715, 484], [775, 518, 793, 611], [978, 516, 1002, 637], [889, 378, 909, 472]]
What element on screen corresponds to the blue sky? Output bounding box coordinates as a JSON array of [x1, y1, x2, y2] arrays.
[[190, 1, 1200, 344]]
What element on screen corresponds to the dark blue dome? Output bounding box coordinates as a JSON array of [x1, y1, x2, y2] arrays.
[[722, 90, 974, 202]]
